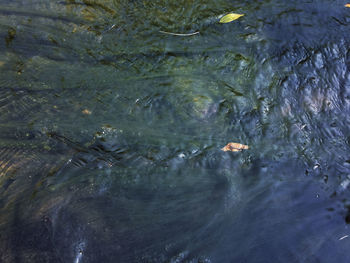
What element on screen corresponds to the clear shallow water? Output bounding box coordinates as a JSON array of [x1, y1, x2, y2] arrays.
[[1, 0, 350, 262]]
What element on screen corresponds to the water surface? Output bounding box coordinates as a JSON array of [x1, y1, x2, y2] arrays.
[[1, 0, 350, 262]]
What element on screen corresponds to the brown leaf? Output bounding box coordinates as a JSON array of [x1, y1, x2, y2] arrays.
[[345, 3, 350, 7], [82, 109, 92, 115], [221, 142, 249, 152]]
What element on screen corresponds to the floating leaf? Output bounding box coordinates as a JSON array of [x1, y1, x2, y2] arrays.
[[221, 142, 249, 152], [219, 13, 244, 23], [82, 109, 92, 115], [345, 4, 350, 7]]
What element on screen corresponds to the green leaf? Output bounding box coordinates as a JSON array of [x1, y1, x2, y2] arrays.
[[219, 13, 244, 23]]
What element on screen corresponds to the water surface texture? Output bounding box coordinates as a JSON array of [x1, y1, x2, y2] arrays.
[[1, 0, 350, 262]]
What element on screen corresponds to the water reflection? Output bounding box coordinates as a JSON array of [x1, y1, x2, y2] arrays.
[[1, 0, 350, 262]]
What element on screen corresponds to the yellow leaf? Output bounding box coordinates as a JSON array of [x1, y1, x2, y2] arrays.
[[219, 13, 244, 23], [346, 4, 350, 7], [221, 142, 249, 152]]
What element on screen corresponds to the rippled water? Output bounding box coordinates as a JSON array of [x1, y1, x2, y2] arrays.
[[1, 0, 350, 262]]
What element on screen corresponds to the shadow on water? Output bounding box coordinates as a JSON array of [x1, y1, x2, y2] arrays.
[[1, 0, 350, 262]]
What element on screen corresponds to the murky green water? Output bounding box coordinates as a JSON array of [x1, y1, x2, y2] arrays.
[[1, 0, 350, 262]]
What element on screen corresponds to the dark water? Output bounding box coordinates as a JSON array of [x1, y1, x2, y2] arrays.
[[1, 0, 350, 262]]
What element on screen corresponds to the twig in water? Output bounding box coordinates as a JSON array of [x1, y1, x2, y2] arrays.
[[103, 24, 117, 34], [339, 235, 349, 241], [159, 30, 200, 36]]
